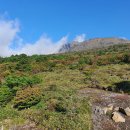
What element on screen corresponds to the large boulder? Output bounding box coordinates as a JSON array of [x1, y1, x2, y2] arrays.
[[124, 107, 130, 116], [112, 112, 125, 123]]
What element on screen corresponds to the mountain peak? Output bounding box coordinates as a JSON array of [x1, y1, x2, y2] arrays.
[[58, 37, 130, 53]]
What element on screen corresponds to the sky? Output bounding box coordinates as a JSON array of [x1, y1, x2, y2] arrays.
[[0, 0, 130, 56]]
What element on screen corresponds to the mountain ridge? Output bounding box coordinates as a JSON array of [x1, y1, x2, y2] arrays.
[[59, 37, 130, 53]]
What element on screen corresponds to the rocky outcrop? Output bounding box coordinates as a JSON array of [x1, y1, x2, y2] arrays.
[[124, 107, 130, 116], [102, 105, 130, 123], [79, 88, 130, 130], [112, 112, 125, 122], [95, 104, 130, 123]]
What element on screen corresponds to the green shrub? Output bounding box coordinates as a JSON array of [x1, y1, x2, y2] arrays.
[[55, 102, 67, 113], [47, 62, 56, 71], [48, 84, 58, 91], [84, 71, 93, 80], [15, 55, 31, 71], [96, 50, 106, 55], [0, 105, 19, 120], [35, 55, 48, 62], [79, 57, 93, 65], [122, 53, 130, 63], [5, 75, 42, 89], [13, 86, 42, 110], [0, 86, 13, 106], [69, 64, 79, 70]]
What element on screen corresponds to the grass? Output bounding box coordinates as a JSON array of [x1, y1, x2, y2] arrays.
[[0, 69, 92, 130], [39, 69, 86, 90], [29, 69, 92, 129], [0, 105, 26, 130], [83, 64, 130, 90]]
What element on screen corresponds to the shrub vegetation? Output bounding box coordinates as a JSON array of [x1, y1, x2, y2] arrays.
[[0, 43, 130, 129]]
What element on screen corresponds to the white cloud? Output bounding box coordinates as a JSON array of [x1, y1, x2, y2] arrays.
[[0, 17, 86, 57], [0, 18, 19, 57], [0, 18, 68, 57], [118, 37, 128, 40], [74, 34, 86, 42], [15, 35, 68, 55]]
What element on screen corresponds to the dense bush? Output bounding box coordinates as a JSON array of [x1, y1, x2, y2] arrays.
[[0, 86, 13, 106], [108, 81, 130, 94], [13, 86, 42, 110], [0, 75, 42, 107], [96, 50, 106, 55], [79, 57, 93, 65], [5, 75, 42, 89], [34, 55, 48, 62], [15, 55, 31, 71], [121, 53, 130, 63], [46, 62, 56, 71], [69, 63, 79, 70]]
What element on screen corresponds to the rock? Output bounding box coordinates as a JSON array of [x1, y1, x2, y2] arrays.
[[102, 104, 114, 115], [102, 107, 108, 114], [112, 112, 125, 123], [107, 104, 114, 111], [114, 107, 119, 111], [124, 107, 130, 116], [94, 106, 104, 115]]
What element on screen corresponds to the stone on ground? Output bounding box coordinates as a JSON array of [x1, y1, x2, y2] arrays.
[[124, 107, 130, 116], [112, 111, 125, 123]]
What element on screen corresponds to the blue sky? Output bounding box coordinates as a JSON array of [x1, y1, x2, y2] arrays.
[[0, 0, 130, 56]]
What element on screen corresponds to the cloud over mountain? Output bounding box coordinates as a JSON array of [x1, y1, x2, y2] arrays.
[[0, 17, 88, 57], [16, 35, 68, 55], [74, 34, 86, 42], [0, 18, 68, 57]]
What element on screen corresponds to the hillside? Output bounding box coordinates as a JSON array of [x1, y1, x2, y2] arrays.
[[0, 43, 130, 129], [59, 37, 130, 53]]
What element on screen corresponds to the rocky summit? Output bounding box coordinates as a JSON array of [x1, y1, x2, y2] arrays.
[[59, 37, 130, 53]]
